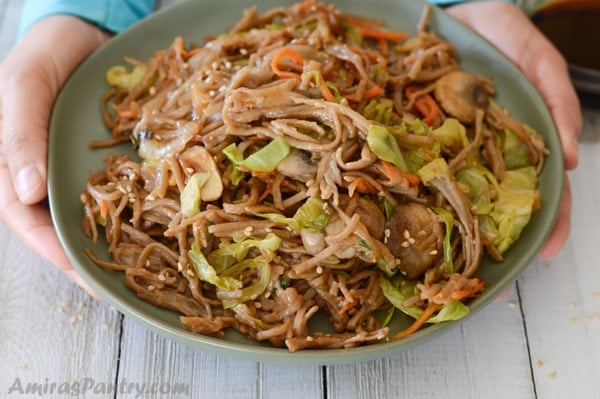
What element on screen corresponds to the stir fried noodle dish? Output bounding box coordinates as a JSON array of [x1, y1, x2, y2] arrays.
[[82, 1, 548, 351]]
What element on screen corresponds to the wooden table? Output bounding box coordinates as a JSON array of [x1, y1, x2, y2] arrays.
[[1, 1, 599, 397]]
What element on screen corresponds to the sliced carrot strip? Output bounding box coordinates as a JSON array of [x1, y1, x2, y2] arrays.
[[390, 303, 441, 341]]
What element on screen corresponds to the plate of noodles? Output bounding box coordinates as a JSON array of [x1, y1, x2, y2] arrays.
[[48, 0, 563, 364]]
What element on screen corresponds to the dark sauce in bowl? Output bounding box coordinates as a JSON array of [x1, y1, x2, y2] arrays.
[[531, 0, 600, 94]]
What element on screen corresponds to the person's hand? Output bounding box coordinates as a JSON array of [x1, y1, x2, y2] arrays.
[[0, 15, 111, 296], [446, 1, 582, 259]]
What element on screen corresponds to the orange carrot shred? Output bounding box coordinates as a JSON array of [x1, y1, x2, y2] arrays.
[[380, 160, 420, 187], [271, 47, 304, 79], [338, 299, 359, 315], [405, 86, 441, 126], [390, 303, 441, 341], [346, 85, 384, 102], [99, 200, 108, 220]]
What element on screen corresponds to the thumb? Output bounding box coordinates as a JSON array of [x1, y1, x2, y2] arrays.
[[2, 65, 53, 204]]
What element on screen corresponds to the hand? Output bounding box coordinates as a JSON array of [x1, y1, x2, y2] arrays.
[[446, 1, 582, 259], [0, 15, 111, 296]]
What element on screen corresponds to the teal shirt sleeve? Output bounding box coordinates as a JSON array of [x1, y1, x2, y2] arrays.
[[18, 0, 155, 37]]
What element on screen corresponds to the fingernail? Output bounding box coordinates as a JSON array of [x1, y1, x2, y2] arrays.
[[15, 165, 43, 203]]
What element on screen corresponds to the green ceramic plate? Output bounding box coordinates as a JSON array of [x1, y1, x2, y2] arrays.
[[48, 0, 563, 365]]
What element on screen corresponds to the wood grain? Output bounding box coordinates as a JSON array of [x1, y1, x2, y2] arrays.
[[1, 1, 600, 398]]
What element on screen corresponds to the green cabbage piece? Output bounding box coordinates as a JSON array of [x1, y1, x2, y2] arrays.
[[188, 244, 240, 291], [501, 128, 531, 170], [223, 136, 290, 173], [252, 197, 330, 233], [455, 166, 497, 215], [433, 207, 455, 275], [367, 124, 408, 171], [430, 118, 469, 155], [220, 258, 271, 309], [180, 172, 209, 217], [207, 233, 281, 272], [490, 166, 539, 254], [106, 64, 146, 90], [381, 276, 470, 323]]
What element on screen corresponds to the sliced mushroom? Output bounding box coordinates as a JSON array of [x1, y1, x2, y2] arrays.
[[179, 145, 223, 201], [434, 70, 492, 124], [276, 148, 318, 183], [385, 202, 443, 280]]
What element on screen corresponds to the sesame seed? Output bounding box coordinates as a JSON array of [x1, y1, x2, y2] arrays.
[[240, 48, 248, 55], [401, 241, 410, 248], [177, 262, 183, 272], [147, 194, 155, 201], [384, 229, 391, 238], [408, 237, 416, 245], [186, 269, 195, 277], [145, 260, 151, 267], [537, 360, 544, 368], [147, 285, 156, 292], [149, 86, 156, 95], [254, 301, 262, 309], [158, 274, 166, 281], [306, 336, 314, 342], [244, 226, 254, 235], [208, 90, 216, 97], [20, 363, 28, 370], [507, 301, 517, 308], [224, 61, 232, 69], [395, 258, 402, 265], [185, 167, 194, 174], [429, 249, 438, 256], [548, 371, 557, 380], [316, 266, 323, 274], [403, 230, 410, 239]]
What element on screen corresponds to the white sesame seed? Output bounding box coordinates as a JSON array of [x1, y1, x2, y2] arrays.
[[158, 274, 166, 281], [401, 241, 410, 248], [408, 237, 416, 245], [208, 90, 216, 97], [20, 363, 28, 370], [177, 262, 183, 272], [384, 229, 391, 238], [148, 285, 156, 292], [403, 230, 410, 239], [185, 167, 194, 174], [224, 61, 232, 69], [429, 249, 438, 256], [254, 301, 262, 309], [306, 336, 314, 342], [240, 48, 248, 55], [316, 266, 323, 274], [186, 269, 195, 278], [149, 86, 156, 96]]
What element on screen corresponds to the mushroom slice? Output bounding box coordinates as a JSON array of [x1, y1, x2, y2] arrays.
[[434, 70, 493, 124], [385, 202, 443, 280], [276, 148, 318, 183], [179, 145, 223, 201]]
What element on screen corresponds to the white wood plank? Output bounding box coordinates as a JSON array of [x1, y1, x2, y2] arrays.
[[0, 226, 122, 398], [328, 286, 535, 399], [115, 317, 324, 398], [518, 108, 600, 398]]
